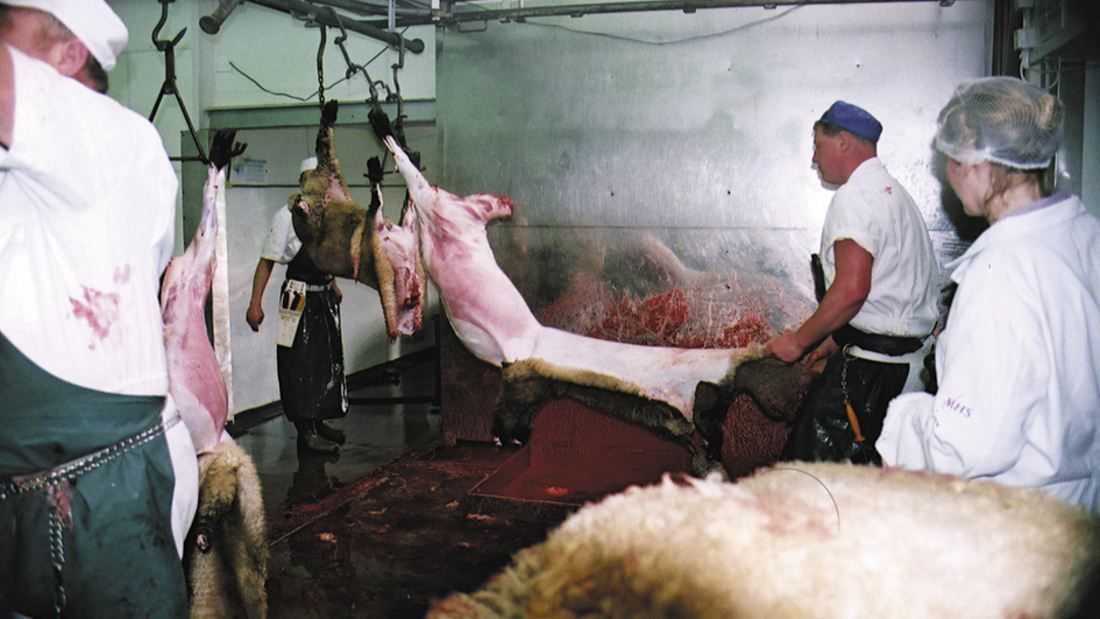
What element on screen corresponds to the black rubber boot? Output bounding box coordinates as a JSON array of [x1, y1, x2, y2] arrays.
[[316, 421, 346, 445], [295, 421, 339, 454]]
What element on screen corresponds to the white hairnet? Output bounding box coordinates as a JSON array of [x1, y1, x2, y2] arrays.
[[934, 77, 1064, 170]]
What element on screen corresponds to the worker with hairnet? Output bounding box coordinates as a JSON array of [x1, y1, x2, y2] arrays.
[[878, 77, 1100, 513], [0, 0, 197, 615]]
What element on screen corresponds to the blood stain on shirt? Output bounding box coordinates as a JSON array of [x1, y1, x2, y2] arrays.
[[70, 286, 120, 345], [114, 264, 131, 284]]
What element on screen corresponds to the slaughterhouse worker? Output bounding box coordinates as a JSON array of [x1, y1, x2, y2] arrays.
[[0, 0, 197, 616], [246, 156, 348, 454], [766, 101, 940, 465], [877, 77, 1100, 512]]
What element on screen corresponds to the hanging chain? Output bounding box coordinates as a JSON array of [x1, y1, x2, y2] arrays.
[[332, 16, 384, 105], [316, 24, 328, 108], [840, 346, 868, 443], [391, 34, 406, 130], [48, 490, 67, 619]]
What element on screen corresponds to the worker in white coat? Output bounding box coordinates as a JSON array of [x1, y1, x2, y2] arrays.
[[0, 0, 196, 615], [877, 77, 1100, 513]]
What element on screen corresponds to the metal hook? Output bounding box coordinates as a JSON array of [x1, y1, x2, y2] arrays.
[[151, 0, 186, 51], [148, 0, 207, 164]]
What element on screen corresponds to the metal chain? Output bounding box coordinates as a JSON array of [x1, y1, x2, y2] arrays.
[[0, 413, 179, 617], [839, 346, 871, 443], [391, 34, 405, 128], [48, 492, 67, 618], [1, 414, 180, 498], [316, 24, 328, 108]]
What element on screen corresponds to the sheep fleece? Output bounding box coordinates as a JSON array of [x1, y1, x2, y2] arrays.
[[428, 462, 1099, 618]]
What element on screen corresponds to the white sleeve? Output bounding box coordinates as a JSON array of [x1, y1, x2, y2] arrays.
[[877, 392, 939, 467], [259, 207, 301, 264], [880, 250, 1045, 478], [820, 189, 883, 265]]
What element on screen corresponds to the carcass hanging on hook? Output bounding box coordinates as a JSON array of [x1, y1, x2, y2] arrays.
[[161, 130, 244, 453], [289, 99, 424, 338]]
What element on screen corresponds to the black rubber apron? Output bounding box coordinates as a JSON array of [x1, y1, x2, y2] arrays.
[[0, 332, 187, 618], [276, 248, 348, 423], [782, 255, 922, 465]]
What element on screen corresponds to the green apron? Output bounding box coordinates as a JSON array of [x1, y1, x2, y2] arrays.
[[0, 332, 188, 618]]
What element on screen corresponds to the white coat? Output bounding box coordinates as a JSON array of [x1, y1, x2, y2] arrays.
[[878, 193, 1100, 512]]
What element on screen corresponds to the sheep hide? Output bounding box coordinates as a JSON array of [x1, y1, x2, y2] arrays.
[[184, 439, 268, 619], [428, 462, 1100, 618]]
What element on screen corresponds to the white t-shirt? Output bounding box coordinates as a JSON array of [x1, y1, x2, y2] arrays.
[[820, 158, 940, 337], [0, 45, 178, 395], [878, 194, 1100, 512], [259, 205, 302, 265]]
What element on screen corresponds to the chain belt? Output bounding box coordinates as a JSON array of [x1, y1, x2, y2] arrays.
[[0, 409, 181, 617], [1, 410, 181, 500]]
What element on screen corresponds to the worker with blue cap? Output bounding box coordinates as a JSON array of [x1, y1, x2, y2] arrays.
[[766, 100, 940, 465], [0, 1, 196, 616]]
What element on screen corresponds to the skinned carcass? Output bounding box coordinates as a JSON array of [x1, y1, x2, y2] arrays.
[[428, 462, 1100, 618], [290, 101, 423, 338], [379, 134, 801, 469], [161, 133, 269, 618], [161, 162, 231, 454]]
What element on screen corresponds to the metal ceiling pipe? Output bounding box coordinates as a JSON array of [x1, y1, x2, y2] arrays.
[[387, 0, 954, 27], [250, 0, 426, 53], [309, 0, 428, 18], [201, 0, 247, 34]]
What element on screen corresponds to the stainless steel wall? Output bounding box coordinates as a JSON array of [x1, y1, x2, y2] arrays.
[[436, 0, 992, 340]]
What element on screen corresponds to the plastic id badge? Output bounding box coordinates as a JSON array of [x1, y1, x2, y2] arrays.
[[276, 279, 307, 348]]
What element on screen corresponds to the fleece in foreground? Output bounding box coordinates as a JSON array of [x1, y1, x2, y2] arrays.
[[428, 462, 1099, 618]]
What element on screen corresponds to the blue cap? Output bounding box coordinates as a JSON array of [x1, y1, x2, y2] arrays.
[[818, 101, 882, 144]]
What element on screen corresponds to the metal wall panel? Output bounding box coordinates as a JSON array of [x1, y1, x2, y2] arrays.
[[437, 1, 992, 336]]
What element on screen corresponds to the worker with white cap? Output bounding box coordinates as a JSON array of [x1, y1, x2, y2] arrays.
[[0, 1, 196, 616], [247, 156, 349, 456]]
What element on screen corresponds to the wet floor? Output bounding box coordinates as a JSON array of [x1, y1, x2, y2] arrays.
[[229, 353, 554, 618]]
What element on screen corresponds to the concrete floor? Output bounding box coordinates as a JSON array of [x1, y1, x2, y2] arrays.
[[231, 358, 442, 527], [230, 355, 446, 617], [223, 352, 554, 619]]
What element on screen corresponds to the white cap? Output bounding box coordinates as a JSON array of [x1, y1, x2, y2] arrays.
[[299, 157, 318, 174], [2, 0, 128, 70]]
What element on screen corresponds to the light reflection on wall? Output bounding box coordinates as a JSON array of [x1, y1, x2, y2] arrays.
[[438, 2, 991, 344]]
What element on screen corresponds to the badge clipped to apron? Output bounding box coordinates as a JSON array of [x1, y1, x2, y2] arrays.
[[276, 279, 307, 347]]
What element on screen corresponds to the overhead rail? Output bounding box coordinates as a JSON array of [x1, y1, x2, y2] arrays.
[[201, 0, 426, 53], [342, 0, 956, 28]]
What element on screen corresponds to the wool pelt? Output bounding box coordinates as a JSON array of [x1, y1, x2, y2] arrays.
[[184, 439, 268, 619], [428, 462, 1100, 618]]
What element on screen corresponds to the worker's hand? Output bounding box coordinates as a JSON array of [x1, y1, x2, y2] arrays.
[[766, 331, 805, 364], [332, 281, 343, 304], [246, 304, 264, 332]]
